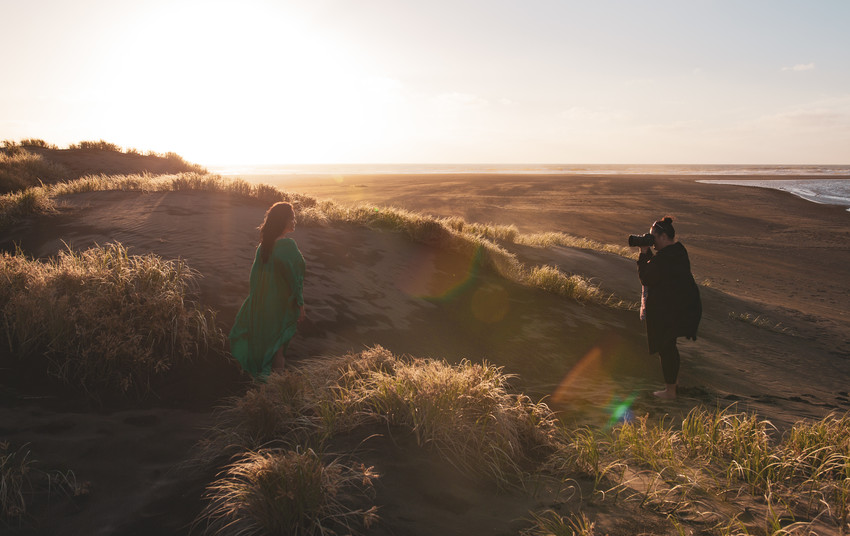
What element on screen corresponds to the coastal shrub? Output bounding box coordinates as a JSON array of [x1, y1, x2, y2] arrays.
[[0, 186, 55, 230], [68, 139, 122, 152], [160, 151, 208, 174], [206, 371, 320, 458], [347, 356, 562, 483], [204, 347, 565, 486], [198, 448, 378, 536], [310, 348, 566, 483], [64, 141, 208, 173], [18, 139, 57, 149], [43, 172, 315, 209], [0, 148, 68, 193], [197, 347, 399, 465], [0, 243, 223, 395], [0, 141, 212, 195]]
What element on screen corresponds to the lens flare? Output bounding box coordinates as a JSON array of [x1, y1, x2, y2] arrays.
[[551, 347, 602, 404], [397, 245, 511, 323], [605, 393, 637, 428], [399, 245, 484, 301], [549, 337, 637, 428]]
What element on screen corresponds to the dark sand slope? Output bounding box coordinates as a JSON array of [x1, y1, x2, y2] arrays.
[[273, 173, 850, 418], [2, 183, 849, 535], [276, 173, 850, 327]]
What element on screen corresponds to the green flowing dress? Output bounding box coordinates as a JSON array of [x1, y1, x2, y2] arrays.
[[229, 238, 305, 378]]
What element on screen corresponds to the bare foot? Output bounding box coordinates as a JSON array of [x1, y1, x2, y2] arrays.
[[653, 385, 677, 400]]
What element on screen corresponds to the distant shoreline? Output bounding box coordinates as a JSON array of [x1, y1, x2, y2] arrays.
[[209, 163, 850, 177], [698, 178, 850, 211]]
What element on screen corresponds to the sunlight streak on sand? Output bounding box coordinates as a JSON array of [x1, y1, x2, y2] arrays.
[[551, 347, 603, 404], [551, 343, 637, 426]]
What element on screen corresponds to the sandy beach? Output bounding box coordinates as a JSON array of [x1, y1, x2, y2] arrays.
[[4, 0, 849, 531], [2, 172, 849, 534]]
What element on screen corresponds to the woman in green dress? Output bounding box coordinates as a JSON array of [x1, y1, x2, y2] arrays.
[[229, 202, 305, 378]]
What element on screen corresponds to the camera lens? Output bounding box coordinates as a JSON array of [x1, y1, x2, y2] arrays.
[[628, 233, 654, 247]]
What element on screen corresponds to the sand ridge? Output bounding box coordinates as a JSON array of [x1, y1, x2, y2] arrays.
[[2, 179, 850, 534]]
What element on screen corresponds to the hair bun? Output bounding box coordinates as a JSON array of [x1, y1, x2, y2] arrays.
[[662, 216, 674, 224]]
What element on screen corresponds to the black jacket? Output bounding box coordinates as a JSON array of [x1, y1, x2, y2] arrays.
[[637, 242, 702, 354]]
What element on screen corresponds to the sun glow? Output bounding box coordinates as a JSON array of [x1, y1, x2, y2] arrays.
[[89, 2, 400, 164]]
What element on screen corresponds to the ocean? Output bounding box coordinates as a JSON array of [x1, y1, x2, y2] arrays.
[[208, 163, 850, 212], [697, 178, 850, 212], [210, 163, 850, 177]]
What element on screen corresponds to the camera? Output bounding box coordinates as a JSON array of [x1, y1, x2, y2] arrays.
[[628, 233, 655, 247]]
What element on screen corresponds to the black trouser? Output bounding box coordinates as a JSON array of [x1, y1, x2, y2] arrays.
[[658, 338, 680, 385]]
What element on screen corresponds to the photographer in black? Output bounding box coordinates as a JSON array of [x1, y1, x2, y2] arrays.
[[632, 216, 701, 400]]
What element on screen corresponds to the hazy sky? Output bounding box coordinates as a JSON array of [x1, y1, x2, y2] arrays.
[[2, 0, 849, 165]]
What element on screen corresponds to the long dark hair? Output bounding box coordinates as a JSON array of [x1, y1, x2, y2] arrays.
[[259, 202, 295, 263]]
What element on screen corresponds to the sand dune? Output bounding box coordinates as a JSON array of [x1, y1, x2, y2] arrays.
[[2, 176, 849, 534]]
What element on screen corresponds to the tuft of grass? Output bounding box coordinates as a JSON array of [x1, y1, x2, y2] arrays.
[[203, 347, 566, 488], [18, 139, 58, 149], [0, 148, 68, 194], [68, 140, 122, 152], [441, 217, 521, 243], [518, 231, 635, 259], [729, 311, 796, 336], [347, 356, 561, 484], [198, 448, 378, 536], [439, 217, 633, 260], [204, 371, 320, 460], [610, 414, 680, 472], [0, 186, 56, 230], [161, 151, 207, 173], [0, 441, 86, 527], [524, 265, 610, 305], [0, 243, 223, 395], [523, 510, 596, 536], [0, 441, 32, 522]]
